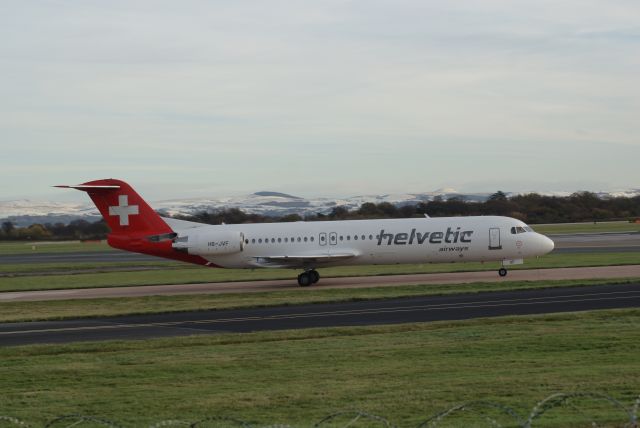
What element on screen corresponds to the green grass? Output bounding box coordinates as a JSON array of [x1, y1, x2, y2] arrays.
[[1, 309, 639, 427], [2, 251, 640, 293], [532, 221, 640, 235], [1, 278, 638, 323]]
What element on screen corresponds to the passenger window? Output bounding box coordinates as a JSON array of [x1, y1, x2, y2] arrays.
[[340, 236, 343, 241], [278, 238, 282, 243], [304, 237, 308, 242], [321, 235, 325, 242], [258, 239, 262, 243], [245, 239, 249, 244], [310, 237, 314, 242], [271, 238, 275, 243], [284, 237, 288, 243], [369, 235, 373, 240], [354, 235, 358, 240], [347, 236, 351, 240], [297, 237, 301, 242], [251, 239, 255, 244]]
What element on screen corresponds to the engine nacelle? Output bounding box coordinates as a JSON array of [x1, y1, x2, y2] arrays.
[[172, 230, 244, 256]]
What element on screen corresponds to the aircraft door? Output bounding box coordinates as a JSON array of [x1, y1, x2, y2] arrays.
[[329, 232, 337, 245], [489, 227, 502, 250], [319, 232, 327, 246]]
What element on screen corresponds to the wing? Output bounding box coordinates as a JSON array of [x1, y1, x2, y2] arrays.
[[250, 252, 358, 268]]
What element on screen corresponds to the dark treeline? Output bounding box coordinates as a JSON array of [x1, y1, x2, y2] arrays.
[[175, 191, 640, 225], [2, 191, 639, 241], [0, 219, 109, 241]]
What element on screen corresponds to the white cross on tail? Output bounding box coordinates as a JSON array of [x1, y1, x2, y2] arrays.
[[108, 195, 139, 226]]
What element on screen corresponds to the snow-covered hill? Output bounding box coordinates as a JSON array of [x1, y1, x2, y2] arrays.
[[2, 188, 639, 227]]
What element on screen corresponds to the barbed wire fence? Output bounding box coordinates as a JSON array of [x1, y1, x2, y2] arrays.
[[1, 392, 638, 428]]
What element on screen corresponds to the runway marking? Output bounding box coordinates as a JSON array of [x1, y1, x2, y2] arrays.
[[2, 289, 639, 337]]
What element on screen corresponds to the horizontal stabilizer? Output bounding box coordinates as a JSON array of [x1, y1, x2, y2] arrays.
[[54, 185, 120, 191], [162, 216, 207, 231]]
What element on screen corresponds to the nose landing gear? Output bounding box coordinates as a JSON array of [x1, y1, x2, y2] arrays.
[[498, 267, 508, 277], [297, 269, 320, 287]]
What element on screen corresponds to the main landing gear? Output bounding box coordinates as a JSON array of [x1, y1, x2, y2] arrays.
[[498, 267, 508, 277], [298, 269, 320, 287]]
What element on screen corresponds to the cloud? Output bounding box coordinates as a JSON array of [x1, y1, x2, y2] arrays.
[[0, 1, 638, 200]]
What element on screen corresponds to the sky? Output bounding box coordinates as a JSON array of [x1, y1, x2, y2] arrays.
[[1, 0, 639, 202]]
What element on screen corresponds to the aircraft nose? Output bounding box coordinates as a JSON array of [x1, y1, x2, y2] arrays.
[[539, 234, 555, 254]]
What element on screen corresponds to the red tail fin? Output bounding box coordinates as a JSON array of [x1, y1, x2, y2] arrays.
[[56, 179, 210, 267], [57, 179, 172, 236]]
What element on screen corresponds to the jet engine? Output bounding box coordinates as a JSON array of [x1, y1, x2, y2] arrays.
[[172, 230, 245, 255]]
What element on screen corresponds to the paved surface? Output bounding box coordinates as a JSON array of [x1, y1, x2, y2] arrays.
[[1, 282, 639, 346], [2, 265, 640, 302], [0, 251, 162, 264], [550, 231, 640, 249]]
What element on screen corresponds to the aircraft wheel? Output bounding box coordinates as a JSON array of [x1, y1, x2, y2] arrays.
[[309, 270, 320, 284], [498, 268, 508, 277], [297, 272, 312, 287]]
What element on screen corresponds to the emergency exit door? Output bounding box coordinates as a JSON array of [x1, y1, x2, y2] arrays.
[[489, 228, 502, 250], [329, 232, 337, 245]]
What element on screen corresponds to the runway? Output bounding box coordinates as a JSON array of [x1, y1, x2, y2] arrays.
[[2, 265, 640, 302], [0, 251, 162, 264], [550, 231, 640, 251], [2, 282, 639, 346]]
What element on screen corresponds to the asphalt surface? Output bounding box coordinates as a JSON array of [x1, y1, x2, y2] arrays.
[[0, 251, 162, 264], [2, 282, 639, 346], [550, 231, 640, 252]]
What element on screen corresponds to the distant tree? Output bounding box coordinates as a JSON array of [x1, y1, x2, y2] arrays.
[[398, 204, 417, 218], [280, 214, 303, 222], [2, 221, 14, 236], [15, 224, 51, 240], [489, 191, 508, 201], [357, 202, 380, 218], [329, 206, 350, 220], [377, 202, 399, 218]]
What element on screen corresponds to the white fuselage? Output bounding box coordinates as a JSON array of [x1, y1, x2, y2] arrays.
[[169, 215, 554, 269]]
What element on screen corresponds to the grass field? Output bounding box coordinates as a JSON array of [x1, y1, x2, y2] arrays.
[[1, 309, 639, 427], [2, 277, 638, 323]]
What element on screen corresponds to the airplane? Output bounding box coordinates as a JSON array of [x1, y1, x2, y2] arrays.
[[57, 179, 555, 286]]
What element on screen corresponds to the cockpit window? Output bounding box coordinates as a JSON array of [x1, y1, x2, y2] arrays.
[[511, 226, 529, 234], [524, 226, 533, 232]]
